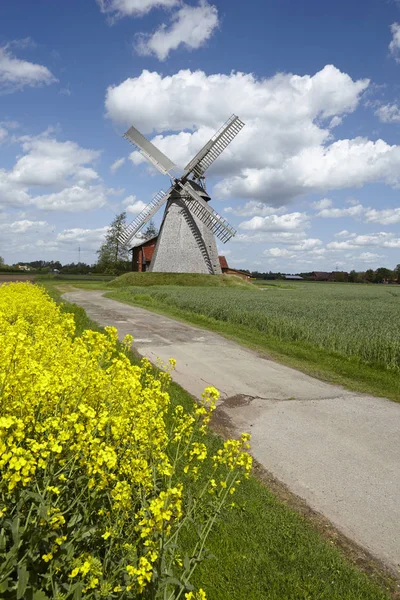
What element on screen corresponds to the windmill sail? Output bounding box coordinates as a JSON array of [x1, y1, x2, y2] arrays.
[[119, 188, 172, 246], [180, 182, 236, 243], [124, 126, 176, 176], [184, 115, 244, 180]]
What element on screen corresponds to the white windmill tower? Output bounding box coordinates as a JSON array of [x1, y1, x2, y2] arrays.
[[119, 115, 245, 274]]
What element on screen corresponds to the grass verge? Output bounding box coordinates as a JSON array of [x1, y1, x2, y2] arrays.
[[105, 288, 400, 403], [108, 272, 254, 288], [39, 280, 398, 599]]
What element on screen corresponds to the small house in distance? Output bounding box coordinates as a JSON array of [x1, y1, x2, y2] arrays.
[[285, 275, 303, 280], [129, 236, 250, 280], [130, 235, 158, 272], [312, 271, 332, 281]]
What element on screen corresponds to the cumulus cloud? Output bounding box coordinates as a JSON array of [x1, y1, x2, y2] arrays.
[[263, 247, 296, 258], [363, 207, 400, 225], [10, 133, 100, 187], [375, 103, 400, 123], [334, 229, 354, 238], [32, 185, 109, 212], [122, 195, 147, 214], [0, 131, 111, 212], [224, 201, 284, 217], [327, 232, 400, 250], [135, 1, 219, 61], [389, 22, 400, 62], [315, 201, 400, 225], [0, 170, 31, 209], [239, 212, 310, 232], [0, 42, 57, 93], [0, 219, 48, 234], [96, 0, 179, 19], [316, 203, 364, 218], [312, 198, 332, 210], [104, 66, 394, 205], [291, 238, 323, 251], [110, 157, 125, 173]]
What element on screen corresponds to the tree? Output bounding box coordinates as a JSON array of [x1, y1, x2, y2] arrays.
[[348, 270, 360, 283], [97, 212, 130, 274], [0, 256, 4, 267], [395, 264, 400, 283], [374, 267, 394, 283], [365, 269, 375, 283], [142, 219, 158, 240]]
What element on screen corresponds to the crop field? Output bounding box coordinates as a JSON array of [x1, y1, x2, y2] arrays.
[[109, 282, 400, 372]]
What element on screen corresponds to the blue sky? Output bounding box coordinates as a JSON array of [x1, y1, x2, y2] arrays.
[[1, 0, 400, 272]]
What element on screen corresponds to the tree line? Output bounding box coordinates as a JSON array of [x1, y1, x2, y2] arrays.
[[248, 266, 400, 283]]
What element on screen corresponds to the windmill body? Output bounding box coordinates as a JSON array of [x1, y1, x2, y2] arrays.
[[120, 115, 244, 274]]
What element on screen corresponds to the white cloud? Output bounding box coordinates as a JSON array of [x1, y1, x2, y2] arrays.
[[0, 42, 56, 93], [375, 103, 400, 123], [32, 185, 108, 212], [224, 201, 284, 217], [232, 230, 308, 244], [10, 133, 100, 187], [0, 219, 48, 234], [0, 131, 114, 215], [110, 157, 125, 173], [335, 229, 354, 238], [122, 195, 147, 214], [316, 203, 364, 218], [263, 247, 296, 258], [389, 22, 400, 63], [0, 170, 31, 209], [135, 1, 219, 61], [327, 232, 400, 250], [315, 202, 400, 225], [239, 212, 310, 232], [312, 198, 332, 210], [364, 207, 400, 225], [96, 0, 179, 19], [105, 66, 387, 205], [291, 238, 323, 251]]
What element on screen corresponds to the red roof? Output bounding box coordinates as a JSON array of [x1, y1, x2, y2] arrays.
[[219, 255, 229, 269]]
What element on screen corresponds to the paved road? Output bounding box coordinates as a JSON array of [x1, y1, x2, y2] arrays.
[[64, 290, 400, 576]]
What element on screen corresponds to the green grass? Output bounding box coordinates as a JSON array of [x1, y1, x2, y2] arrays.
[[38, 280, 396, 600], [108, 271, 254, 288], [106, 284, 400, 402]]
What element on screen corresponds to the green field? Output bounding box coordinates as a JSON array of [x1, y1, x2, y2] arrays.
[[107, 281, 400, 401]]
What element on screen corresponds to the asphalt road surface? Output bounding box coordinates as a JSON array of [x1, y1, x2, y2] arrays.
[[63, 289, 400, 576]]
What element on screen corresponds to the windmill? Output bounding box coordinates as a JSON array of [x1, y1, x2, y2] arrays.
[[119, 115, 245, 274]]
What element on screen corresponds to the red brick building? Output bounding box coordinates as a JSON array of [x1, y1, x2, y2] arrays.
[[130, 236, 158, 272]]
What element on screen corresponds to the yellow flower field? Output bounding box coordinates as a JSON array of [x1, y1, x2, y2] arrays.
[[0, 283, 251, 599]]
